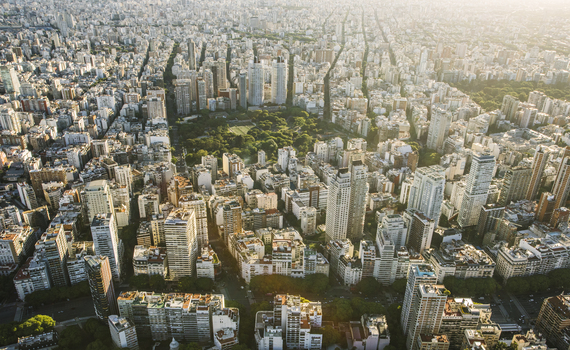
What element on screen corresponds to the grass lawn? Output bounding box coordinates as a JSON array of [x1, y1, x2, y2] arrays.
[[228, 124, 254, 136]]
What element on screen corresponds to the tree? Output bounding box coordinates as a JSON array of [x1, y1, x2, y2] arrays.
[[57, 325, 89, 350], [177, 276, 195, 292], [149, 274, 166, 291], [391, 278, 407, 294], [129, 274, 150, 290], [314, 325, 342, 347], [86, 339, 108, 350], [356, 277, 383, 297], [195, 277, 214, 291]]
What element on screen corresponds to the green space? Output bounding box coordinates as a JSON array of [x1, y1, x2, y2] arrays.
[[228, 124, 255, 136], [0, 315, 55, 346], [504, 268, 570, 295], [25, 281, 90, 307], [181, 107, 332, 165], [56, 318, 115, 350], [452, 80, 570, 112]]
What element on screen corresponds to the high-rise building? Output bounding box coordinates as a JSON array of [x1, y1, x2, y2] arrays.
[[0, 65, 21, 94], [17, 182, 38, 210], [405, 209, 436, 254], [109, 315, 139, 350], [271, 57, 287, 105], [535, 294, 570, 350], [115, 165, 133, 195], [458, 154, 495, 227], [188, 39, 196, 70], [273, 294, 323, 349], [201, 155, 218, 181], [248, 57, 264, 106], [85, 255, 117, 320], [426, 107, 452, 153], [406, 284, 448, 350], [498, 165, 532, 206], [347, 161, 368, 240], [84, 180, 115, 224], [526, 145, 550, 200], [501, 95, 519, 121], [91, 213, 121, 281], [258, 150, 266, 166], [377, 214, 408, 249], [35, 225, 69, 287], [175, 79, 193, 115], [165, 208, 197, 279], [477, 204, 504, 236], [147, 97, 166, 121], [239, 73, 247, 109], [401, 264, 438, 336], [408, 166, 445, 226], [117, 292, 237, 343], [325, 169, 352, 242], [553, 157, 570, 209], [196, 78, 207, 110]]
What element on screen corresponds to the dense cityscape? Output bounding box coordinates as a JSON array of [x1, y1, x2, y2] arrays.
[[1, 0, 570, 349]]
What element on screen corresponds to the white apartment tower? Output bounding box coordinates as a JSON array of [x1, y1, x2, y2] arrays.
[[0, 65, 20, 94], [91, 213, 121, 281], [248, 57, 264, 106], [164, 208, 197, 279], [401, 264, 438, 337], [271, 57, 287, 105], [426, 107, 452, 153], [408, 166, 445, 226], [84, 180, 115, 224], [115, 165, 133, 195], [458, 153, 495, 227], [405, 284, 448, 350], [188, 39, 196, 70], [109, 315, 139, 350], [325, 169, 352, 242], [347, 160, 369, 240]]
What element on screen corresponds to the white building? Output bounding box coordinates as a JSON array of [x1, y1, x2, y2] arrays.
[[84, 180, 115, 224], [426, 107, 452, 153], [164, 208, 197, 279], [132, 246, 167, 277], [271, 57, 287, 105], [325, 169, 352, 242], [458, 154, 495, 227], [195, 246, 220, 280], [91, 213, 122, 281], [408, 166, 445, 226], [248, 58, 264, 106], [109, 315, 139, 350]]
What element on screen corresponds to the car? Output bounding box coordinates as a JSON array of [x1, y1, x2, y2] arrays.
[[529, 299, 534, 302]]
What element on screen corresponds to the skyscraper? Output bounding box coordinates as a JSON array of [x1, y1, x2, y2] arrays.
[[426, 107, 452, 153], [458, 153, 495, 227], [526, 145, 550, 200], [325, 169, 352, 242], [553, 156, 570, 209], [91, 213, 121, 281], [248, 57, 264, 106], [271, 57, 287, 105], [114, 165, 133, 195], [165, 208, 197, 279], [405, 284, 448, 350], [196, 78, 207, 110], [238, 73, 247, 109], [401, 264, 438, 336], [35, 225, 69, 287], [408, 165, 445, 226], [405, 209, 436, 254], [497, 165, 531, 206], [188, 39, 196, 71], [85, 255, 117, 320], [347, 160, 368, 240], [0, 65, 21, 94], [84, 180, 115, 224]]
